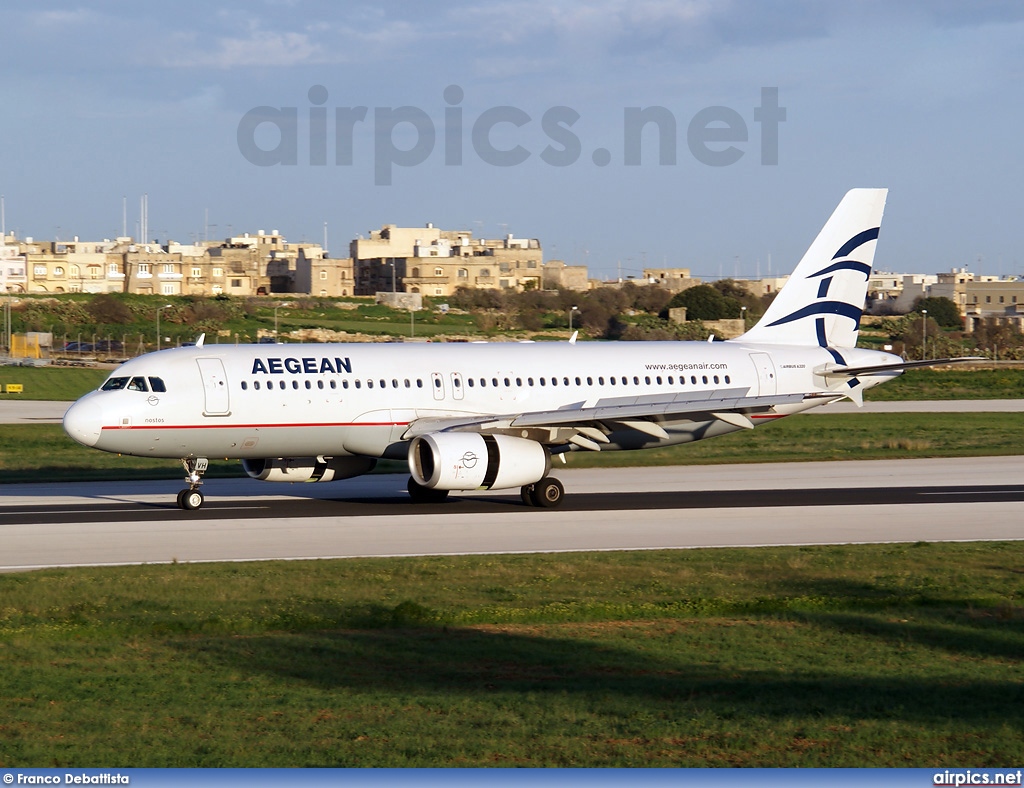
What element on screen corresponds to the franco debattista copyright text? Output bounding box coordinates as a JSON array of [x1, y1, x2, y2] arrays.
[[4, 775, 129, 785]]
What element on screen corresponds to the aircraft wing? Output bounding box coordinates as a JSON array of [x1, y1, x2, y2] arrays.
[[403, 388, 812, 449]]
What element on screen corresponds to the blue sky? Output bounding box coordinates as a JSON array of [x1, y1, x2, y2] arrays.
[[1, 1, 1022, 280]]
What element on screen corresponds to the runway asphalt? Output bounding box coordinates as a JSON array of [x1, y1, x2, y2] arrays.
[[2, 457, 1022, 572]]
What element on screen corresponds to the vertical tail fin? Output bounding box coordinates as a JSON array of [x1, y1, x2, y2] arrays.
[[738, 188, 887, 348]]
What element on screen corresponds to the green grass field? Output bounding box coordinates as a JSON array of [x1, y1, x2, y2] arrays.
[[1, 360, 1021, 402], [2, 412, 1021, 483], [1, 543, 1021, 766]]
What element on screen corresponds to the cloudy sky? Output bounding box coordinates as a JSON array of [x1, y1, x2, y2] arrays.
[[1, 1, 1022, 279]]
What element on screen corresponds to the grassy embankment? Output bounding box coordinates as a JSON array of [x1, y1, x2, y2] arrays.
[[1, 364, 1022, 402], [1, 543, 1021, 766], [3, 412, 1021, 483], [0, 367, 1021, 482]]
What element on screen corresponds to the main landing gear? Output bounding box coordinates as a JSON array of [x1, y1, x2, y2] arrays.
[[177, 457, 208, 511], [520, 476, 565, 508]]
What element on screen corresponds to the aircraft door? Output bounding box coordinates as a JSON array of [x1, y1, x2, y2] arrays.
[[749, 352, 777, 396], [196, 357, 231, 415], [430, 372, 445, 401]]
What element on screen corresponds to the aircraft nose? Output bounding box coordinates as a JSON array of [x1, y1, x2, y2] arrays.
[[63, 397, 103, 448]]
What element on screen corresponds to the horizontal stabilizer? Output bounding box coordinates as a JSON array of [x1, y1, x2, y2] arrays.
[[814, 357, 984, 378]]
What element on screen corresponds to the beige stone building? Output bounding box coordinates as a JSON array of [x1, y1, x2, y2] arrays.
[[352, 224, 544, 297], [542, 260, 589, 291], [963, 280, 1024, 331], [642, 267, 700, 293]]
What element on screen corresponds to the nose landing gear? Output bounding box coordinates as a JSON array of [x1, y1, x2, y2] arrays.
[[177, 457, 208, 510]]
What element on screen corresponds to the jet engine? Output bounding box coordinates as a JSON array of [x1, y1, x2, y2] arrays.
[[409, 433, 550, 491], [242, 456, 376, 483]]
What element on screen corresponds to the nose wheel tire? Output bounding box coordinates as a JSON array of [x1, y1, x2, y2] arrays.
[[177, 489, 205, 511], [522, 476, 564, 508]]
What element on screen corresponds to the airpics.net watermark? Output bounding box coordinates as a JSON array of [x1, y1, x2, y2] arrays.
[[237, 85, 786, 186]]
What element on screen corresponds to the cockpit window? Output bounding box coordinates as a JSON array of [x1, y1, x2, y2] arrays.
[[128, 377, 149, 392], [101, 377, 129, 391], [149, 377, 167, 392]]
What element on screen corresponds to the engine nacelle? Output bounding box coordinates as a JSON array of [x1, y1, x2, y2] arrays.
[[409, 433, 550, 491], [242, 456, 376, 483]]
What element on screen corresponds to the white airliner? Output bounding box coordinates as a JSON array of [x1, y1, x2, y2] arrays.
[[63, 188, 956, 510]]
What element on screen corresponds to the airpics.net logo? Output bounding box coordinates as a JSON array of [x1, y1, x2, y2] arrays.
[[237, 85, 786, 185]]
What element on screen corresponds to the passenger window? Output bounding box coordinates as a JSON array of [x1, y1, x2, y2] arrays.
[[609, 377, 616, 386], [598, 377, 605, 385], [575, 377, 581, 386], [586, 377, 593, 385], [292, 381, 299, 390], [148, 377, 167, 392], [528, 378, 534, 386], [691, 376, 697, 384], [241, 381, 248, 391], [725, 375, 731, 384], [563, 377, 569, 386], [540, 378, 546, 386], [278, 381, 286, 390], [468, 378, 475, 387], [128, 377, 148, 392], [702, 376, 708, 384], [332, 380, 338, 389], [101, 377, 129, 391], [318, 380, 324, 389], [656, 376, 662, 385], [355, 380, 362, 389], [254, 381, 261, 390], [668, 376, 674, 385], [367, 380, 374, 389], [417, 379, 423, 388], [713, 375, 719, 384], [305, 380, 311, 390]]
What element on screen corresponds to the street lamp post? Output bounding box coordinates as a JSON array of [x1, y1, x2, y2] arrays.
[[274, 305, 282, 343], [156, 304, 172, 351], [740, 305, 747, 327], [921, 309, 928, 360], [569, 305, 579, 333]]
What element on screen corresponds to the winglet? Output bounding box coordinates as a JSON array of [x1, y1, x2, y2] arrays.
[[569, 330, 578, 344], [195, 333, 206, 347]]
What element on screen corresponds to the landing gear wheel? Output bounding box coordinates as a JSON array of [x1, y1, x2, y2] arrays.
[[407, 477, 450, 503], [179, 489, 204, 511], [520, 484, 535, 506], [529, 477, 564, 508], [178, 457, 209, 511]]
